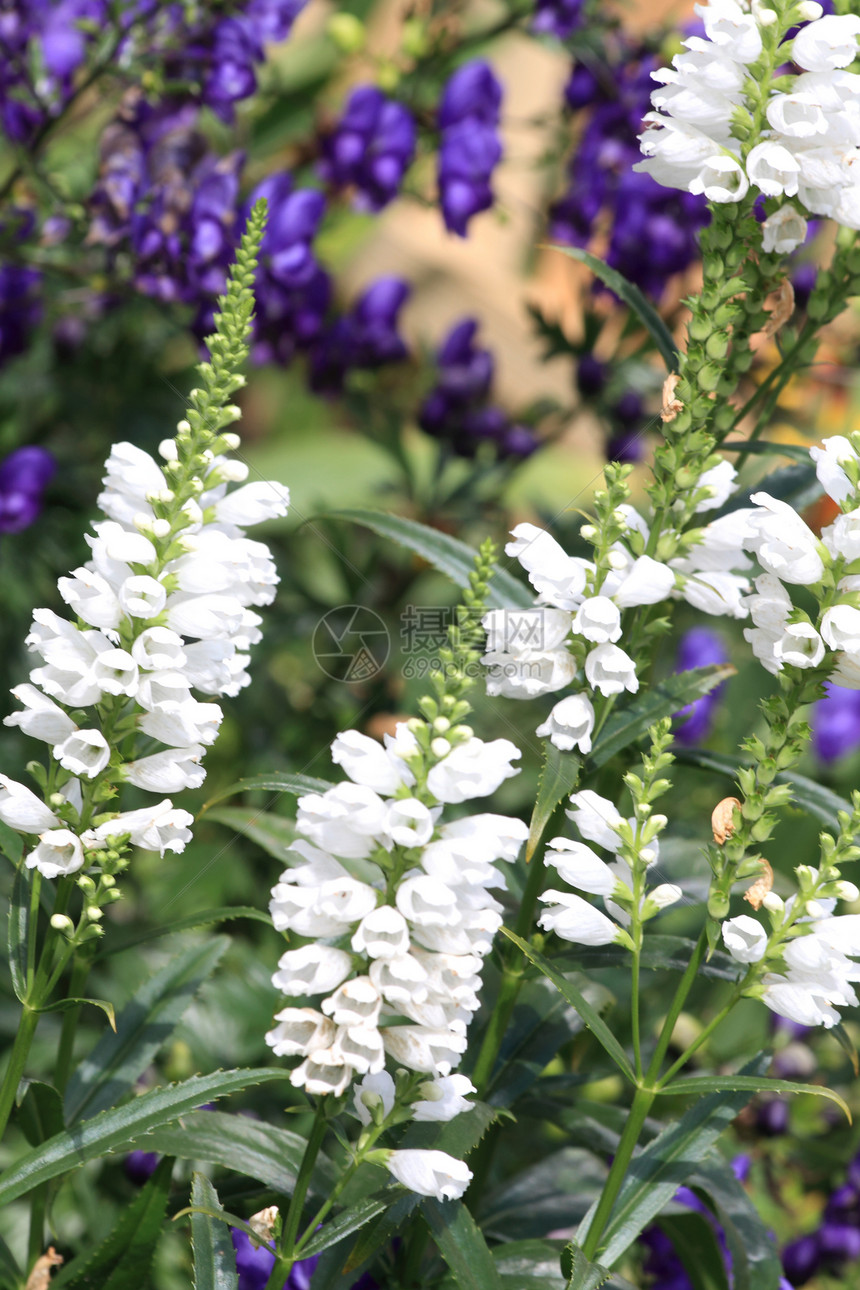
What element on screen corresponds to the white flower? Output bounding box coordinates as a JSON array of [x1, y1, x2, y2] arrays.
[[3, 685, 76, 744], [791, 14, 860, 73], [82, 800, 193, 854], [682, 570, 749, 618], [426, 737, 520, 804], [91, 649, 139, 697], [538, 890, 624, 946], [611, 556, 676, 609], [698, 0, 763, 64], [53, 729, 111, 778], [761, 206, 808, 254], [643, 883, 683, 913], [138, 700, 223, 748], [397, 875, 461, 928], [330, 729, 413, 794], [0, 775, 59, 833], [131, 627, 187, 671], [296, 783, 387, 860], [321, 977, 382, 1028], [482, 607, 571, 654], [123, 745, 206, 793], [382, 1025, 468, 1075], [746, 141, 801, 197], [772, 620, 825, 669], [265, 1007, 335, 1057], [745, 573, 792, 632], [25, 828, 85, 879], [369, 953, 430, 1006], [354, 1071, 396, 1125], [384, 798, 435, 848], [272, 945, 354, 997], [545, 837, 618, 896], [572, 597, 622, 644], [689, 155, 750, 203], [385, 1149, 472, 1200], [290, 1049, 353, 1097], [436, 814, 528, 865], [118, 575, 168, 620], [694, 460, 738, 512], [504, 524, 591, 609], [412, 1074, 476, 1122], [584, 644, 639, 697], [761, 978, 840, 1029], [567, 790, 623, 850], [810, 435, 858, 506], [56, 568, 122, 630], [723, 915, 769, 963], [213, 481, 290, 527], [352, 906, 411, 959], [821, 604, 860, 652], [482, 647, 577, 699], [536, 694, 595, 753], [745, 493, 826, 586]]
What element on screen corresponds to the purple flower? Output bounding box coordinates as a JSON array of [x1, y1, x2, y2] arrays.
[[124, 1150, 160, 1185], [0, 264, 42, 367], [320, 86, 416, 212], [673, 628, 728, 745], [813, 683, 860, 763], [309, 276, 410, 394], [0, 445, 55, 534], [230, 1229, 319, 1290], [532, 0, 585, 41], [438, 61, 504, 237], [576, 354, 607, 397], [782, 1233, 822, 1286], [755, 1097, 790, 1137]]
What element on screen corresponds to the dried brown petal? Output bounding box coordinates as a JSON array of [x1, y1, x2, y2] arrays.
[[249, 1206, 279, 1244], [763, 278, 795, 339], [712, 796, 741, 845], [744, 858, 774, 911], [661, 373, 683, 423], [25, 1248, 63, 1290]]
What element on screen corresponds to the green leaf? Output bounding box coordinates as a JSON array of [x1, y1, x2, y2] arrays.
[[577, 1056, 770, 1266], [423, 1199, 504, 1290], [500, 930, 635, 1083], [545, 246, 679, 373], [720, 440, 811, 462], [0, 1231, 22, 1290], [323, 509, 533, 610], [53, 1156, 174, 1290], [125, 1110, 335, 1198], [527, 744, 582, 862], [299, 1196, 390, 1256], [190, 1174, 239, 1290], [8, 861, 31, 1002], [657, 1074, 850, 1121], [36, 997, 116, 1029], [200, 772, 334, 815], [561, 1243, 611, 1290], [719, 461, 820, 518], [832, 1022, 859, 1077], [65, 938, 229, 1124], [15, 1080, 64, 1147], [0, 819, 23, 864], [689, 1153, 783, 1290], [100, 907, 272, 958], [674, 747, 851, 828], [0, 1067, 288, 1207], [553, 936, 738, 982], [204, 807, 296, 859], [589, 665, 735, 769], [657, 1214, 730, 1290]]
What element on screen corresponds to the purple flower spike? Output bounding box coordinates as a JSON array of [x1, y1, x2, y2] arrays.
[[673, 627, 728, 745], [309, 275, 410, 393], [320, 86, 416, 212], [813, 683, 860, 763], [532, 0, 585, 41], [230, 1228, 319, 1290], [438, 61, 504, 237], [0, 445, 56, 534]]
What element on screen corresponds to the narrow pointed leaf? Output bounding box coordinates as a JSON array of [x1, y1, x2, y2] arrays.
[[561, 1243, 611, 1290], [689, 1153, 783, 1290], [500, 930, 635, 1082], [589, 666, 735, 769], [8, 861, 30, 1002], [299, 1196, 390, 1256], [545, 246, 679, 373], [190, 1174, 239, 1290], [657, 1214, 730, 1290], [204, 807, 296, 859], [36, 997, 116, 1029], [53, 1156, 174, 1290], [199, 772, 334, 815], [100, 906, 271, 957], [65, 938, 229, 1124], [423, 1199, 504, 1290], [675, 746, 850, 828], [0, 819, 23, 864], [15, 1080, 64, 1147], [527, 745, 581, 862], [324, 509, 533, 609], [0, 1068, 288, 1206], [657, 1074, 850, 1121]]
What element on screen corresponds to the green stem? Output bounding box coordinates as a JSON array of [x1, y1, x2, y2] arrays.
[[27, 1185, 48, 1268], [656, 996, 739, 1090], [580, 1085, 655, 1262], [264, 1104, 329, 1290], [470, 965, 523, 1098], [0, 1007, 39, 1142], [645, 930, 708, 1084], [55, 953, 92, 1096]]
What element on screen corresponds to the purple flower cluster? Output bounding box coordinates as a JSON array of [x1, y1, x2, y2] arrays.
[[812, 683, 860, 764], [0, 446, 55, 534], [231, 1228, 318, 1290], [309, 276, 410, 394], [0, 263, 42, 367], [549, 45, 708, 298], [783, 1151, 860, 1286], [532, 0, 586, 41], [319, 86, 416, 212], [673, 627, 729, 745], [419, 319, 538, 460], [437, 61, 504, 237]]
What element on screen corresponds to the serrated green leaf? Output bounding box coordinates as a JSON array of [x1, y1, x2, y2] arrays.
[[36, 997, 116, 1029], [674, 746, 850, 828], [200, 772, 334, 816], [589, 666, 735, 769], [65, 938, 229, 1124], [657, 1074, 850, 1121], [53, 1156, 174, 1289], [0, 1068, 288, 1206], [100, 906, 272, 958], [204, 807, 296, 859], [190, 1174, 239, 1290], [501, 930, 635, 1083], [0, 819, 23, 864], [527, 745, 581, 862], [578, 1056, 770, 1266], [545, 246, 679, 373], [15, 1080, 64, 1147], [299, 1196, 389, 1256], [423, 1199, 504, 1290], [8, 861, 31, 1002], [561, 1243, 612, 1290], [125, 1110, 335, 1197], [492, 1239, 567, 1289], [323, 509, 533, 610], [657, 1214, 730, 1290], [689, 1153, 783, 1290]]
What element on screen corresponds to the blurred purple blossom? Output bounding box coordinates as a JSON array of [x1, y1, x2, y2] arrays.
[[813, 683, 860, 764], [438, 61, 504, 237], [532, 0, 586, 41], [673, 628, 728, 745], [231, 1228, 319, 1290], [309, 275, 410, 394], [319, 86, 416, 212], [0, 445, 55, 534]]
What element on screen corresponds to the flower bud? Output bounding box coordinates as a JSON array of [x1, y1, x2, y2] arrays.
[[50, 914, 74, 933], [430, 737, 450, 758], [762, 891, 784, 913], [836, 881, 859, 903]]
